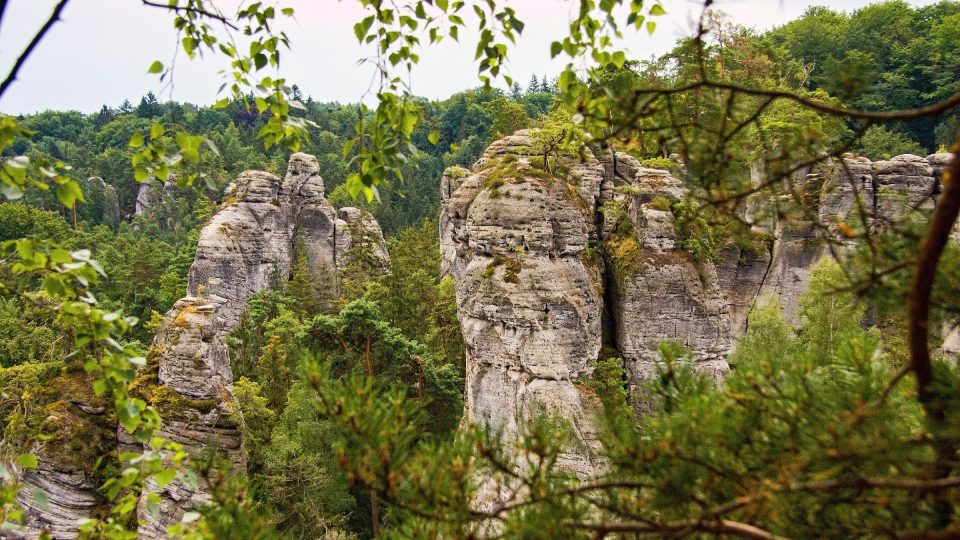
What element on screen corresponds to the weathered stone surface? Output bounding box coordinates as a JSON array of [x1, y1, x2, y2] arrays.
[[721, 154, 941, 326], [929, 153, 953, 183], [134, 177, 177, 217], [335, 207, 391, 272], [17, 455, 100, 539], [136, 297, 245, 538], [441, 132, 607, 493], [134, 153, 389, 536], [602, 168, 731, 389], [756, 223, 825, 324], [873, 154, 937, 222], [14, 373, 115, 540], [189, 154, 330, 330], [717, 245, 772, 338], [817, 156, 876, 233]]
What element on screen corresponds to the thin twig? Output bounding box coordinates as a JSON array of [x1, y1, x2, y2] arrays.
[[0, 0, 70, 99], [141, 0, 238, 30]]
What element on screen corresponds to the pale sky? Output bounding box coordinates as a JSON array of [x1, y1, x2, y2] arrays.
[[0, 0, 943, 114]]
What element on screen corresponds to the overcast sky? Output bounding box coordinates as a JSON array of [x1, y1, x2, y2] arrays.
[[0, 0, 942, 114]]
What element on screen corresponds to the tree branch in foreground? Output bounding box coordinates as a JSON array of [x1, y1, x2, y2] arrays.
[[0, 0, 70, 99]]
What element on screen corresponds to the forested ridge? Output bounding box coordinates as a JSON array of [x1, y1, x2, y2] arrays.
[[1, 1, 960, 538]]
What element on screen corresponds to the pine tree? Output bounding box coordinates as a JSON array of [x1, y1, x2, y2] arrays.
[[94, 105, 114, 129], [510, 82, 523, 100], [287, 248, 323, 317], [135, 91, 162, 118], [526, 74, 540, 94]]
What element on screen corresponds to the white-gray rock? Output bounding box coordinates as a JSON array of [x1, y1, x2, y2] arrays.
[[441, 132, 607, 503]]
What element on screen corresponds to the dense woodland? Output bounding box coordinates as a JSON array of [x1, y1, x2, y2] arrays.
[[2, 1, 960, 538]]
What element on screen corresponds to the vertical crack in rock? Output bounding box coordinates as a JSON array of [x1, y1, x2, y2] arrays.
[[598, 164, 732, 399]]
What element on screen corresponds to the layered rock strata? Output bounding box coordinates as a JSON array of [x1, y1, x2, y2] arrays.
[[18, 153, 391, 538], [441, 134, 734, 488], [444, 136, 955, 488], [136, 297, 244, 538], [135, 153, 390, 535], [14, 374, 115, 540], [440, 132, 607, 491], [719, 153, 949, 329], [601, 168, 731, 386]]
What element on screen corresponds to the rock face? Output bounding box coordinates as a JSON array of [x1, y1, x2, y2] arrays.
[[133, 153, 390, 535], [599, 166, 731, 392], [134, 177, 177, 217], [14, 374, 115, 540], [717, 153, 945, 328], [136, 297, 245, 538], [716, 245, 771, 338], [187, 153, 388, 332], [19, 153, 391, 538], [335, 207, 391, 272], [442, 134, 735, 492], [443, 135, 955, 495], [440, 132, 607, 493]]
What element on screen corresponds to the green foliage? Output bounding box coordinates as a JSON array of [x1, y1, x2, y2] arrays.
[[672, 199, 727, 262], [258, 380, 357, 537], [232, 377, 276, 472], [3, 0, 959, 536], [858, 124, 927, 160], [797, 258, 873, 362], [314, 253, 954, 538], [639, 156, 677, 170], [726, 299, 795, 367]]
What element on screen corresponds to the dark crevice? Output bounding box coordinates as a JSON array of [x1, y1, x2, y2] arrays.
[[742, 237, 776, 336]]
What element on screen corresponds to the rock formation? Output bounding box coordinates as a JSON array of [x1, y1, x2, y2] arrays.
[[440, 132, 607, 492], [134, 297, 244, 538], [17, 153, 391, 538], [441, 133, 736, 493], [601, 167, 731, 387], [187, 153, 388, 332], [718, 153, 948, 330], [134, 177, 177, 217], [335, 207, 391, 272], [442, 133, 955, 494], [13, 373, 115, 540], [134, 153, 389, 535]]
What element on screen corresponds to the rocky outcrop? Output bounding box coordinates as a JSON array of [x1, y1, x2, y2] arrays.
[[440, 131, 607, 493], [718, 153, 944, 327], [444, 138, 955, 490], [442, 136, 735, 491], [716, 245, 771, 338], [132, 153, 390, 535], [187, 153, 388, 331], [19, 152, 391, 537], [134, 177, 177, 217], [14, 373, 115, 540], [335, 207, 391, 272], [135, 297, 244, 538], [600, 167, 731, 388]]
